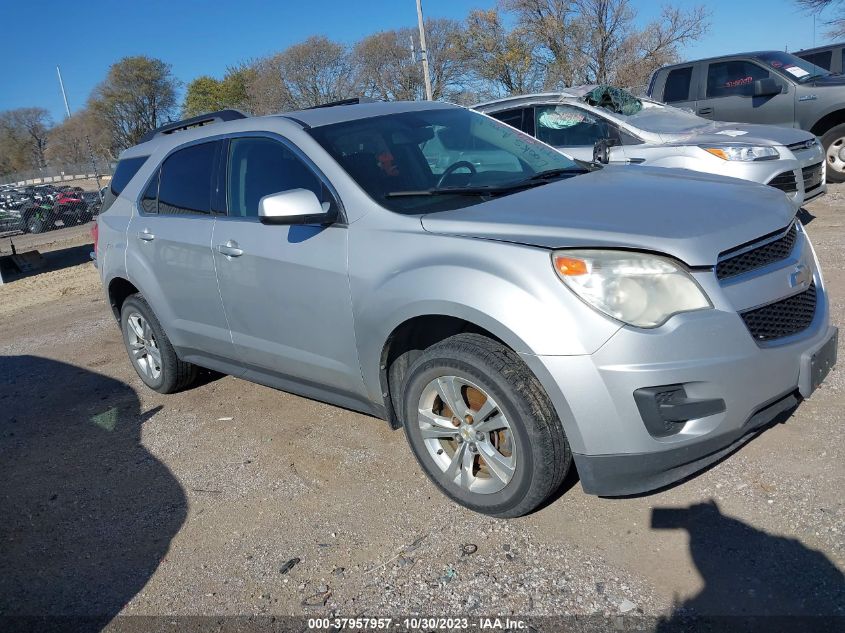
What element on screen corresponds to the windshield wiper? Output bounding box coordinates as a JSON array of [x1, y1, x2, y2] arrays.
[[385, 184, 533, 198], [525, 166, 592, 181]]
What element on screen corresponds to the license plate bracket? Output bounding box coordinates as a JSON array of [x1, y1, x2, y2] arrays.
[[799, 327, 838, 398]]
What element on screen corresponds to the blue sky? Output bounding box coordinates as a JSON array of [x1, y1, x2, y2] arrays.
[[0, 0, 834, 121]]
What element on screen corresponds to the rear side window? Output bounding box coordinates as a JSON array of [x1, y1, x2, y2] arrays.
[[226, 137, 322, 218], [663, 67, 693, 103], [140, 169, 160, 214], [707, 60, 771, 98], [101, 155, 148, 212], [488, 108, 534, 135], [157, 142, 217, 215]]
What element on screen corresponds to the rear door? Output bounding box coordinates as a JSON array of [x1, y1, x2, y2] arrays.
[[697, 58, 794, 126], [212, 134, 366, 401], [127, 140, 236, 364], [654, 65, 697, 112]]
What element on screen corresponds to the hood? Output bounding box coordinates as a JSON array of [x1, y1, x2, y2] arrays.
[[420, 167, 795, 266], [806, 74, 845, 86], [659, 121, 815, 146]]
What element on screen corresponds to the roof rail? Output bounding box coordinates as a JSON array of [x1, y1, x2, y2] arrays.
[[138, 109, 249, 143], [306, 96, 378, 109]]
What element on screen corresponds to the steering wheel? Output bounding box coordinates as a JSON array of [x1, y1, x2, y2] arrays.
[[436, 160, 477, 188]]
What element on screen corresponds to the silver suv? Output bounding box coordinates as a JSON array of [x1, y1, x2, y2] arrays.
[[95, 101, 837, 517]]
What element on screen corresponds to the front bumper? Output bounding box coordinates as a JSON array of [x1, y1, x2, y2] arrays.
[[522, 232, 835, 496]]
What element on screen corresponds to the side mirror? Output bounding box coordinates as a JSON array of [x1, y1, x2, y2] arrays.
[[592, 138, 619, 164], [753, 78, 781, 97], [258, 188, 331, 225]]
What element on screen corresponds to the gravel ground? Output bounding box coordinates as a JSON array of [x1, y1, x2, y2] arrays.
[[0, 189, 843, 629]]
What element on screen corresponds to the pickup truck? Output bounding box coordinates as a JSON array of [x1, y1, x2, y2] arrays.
[[647, 50, 845, 182]]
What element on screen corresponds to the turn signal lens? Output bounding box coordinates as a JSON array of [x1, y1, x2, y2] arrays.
[[703, 148, 729, 160], [553, 256, 588, 276]]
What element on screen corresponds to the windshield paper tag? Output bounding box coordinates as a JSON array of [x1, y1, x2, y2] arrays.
[[785, 66, 810, 78], [715, 130, 748, 137]]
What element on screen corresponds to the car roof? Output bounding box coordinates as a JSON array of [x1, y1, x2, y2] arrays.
[[795, 41, 845, 54], [280, 99, 457, 128], [658, 50, 802, 71], [123, 100, 460, 159], [474, 89, 595, 111]]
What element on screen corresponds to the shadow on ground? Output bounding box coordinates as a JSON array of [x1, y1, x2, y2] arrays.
[[0, 355, 186, 630], [0, 243, 94, 283], [653, 500, 844, 631]]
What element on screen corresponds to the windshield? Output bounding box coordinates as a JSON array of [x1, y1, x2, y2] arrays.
[[755, 51, 832, 82], [612, 100, 714, 135], [308, 107, 579, 214]]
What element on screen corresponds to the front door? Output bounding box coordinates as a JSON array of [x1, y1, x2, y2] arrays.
[[698, 59, 794, 127], [212, 135, 366, 403]]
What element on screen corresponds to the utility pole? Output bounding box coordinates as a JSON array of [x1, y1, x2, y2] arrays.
[[56, 65, 103, 201], [56, 66, 71, 119], [416, 0, 433, 101]]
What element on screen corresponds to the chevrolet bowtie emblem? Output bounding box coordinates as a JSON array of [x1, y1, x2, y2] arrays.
[[790, 264, 811, 288]]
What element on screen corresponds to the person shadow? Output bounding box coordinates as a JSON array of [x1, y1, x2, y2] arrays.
[[652, 500, 844, 632], [0, 355, 187, 631]]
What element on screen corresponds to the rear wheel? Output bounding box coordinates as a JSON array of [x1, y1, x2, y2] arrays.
[[120, 294, 198, 393], [400, 333, 571, 517], [24, 214, 44, 233], [821, 123, 845, 183]]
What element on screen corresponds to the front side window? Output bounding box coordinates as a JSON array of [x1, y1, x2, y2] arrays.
[[226, 137, 322, 218], [308, 108, 579, 214], [707, 60, 773, 98], [157, 142, 217, 215], [663, 67, 693, 103], [535, 105, 614, 147]]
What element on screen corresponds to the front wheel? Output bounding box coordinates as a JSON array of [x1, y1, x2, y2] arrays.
[[120, 294, 198, 393], [821, 124, 845, 183], [400, 333, 571, 517], [24, 214, 45, 233]]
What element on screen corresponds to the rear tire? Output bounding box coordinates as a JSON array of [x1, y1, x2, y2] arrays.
[[399, 333, 571, 517], [821, 124, 845, 183], [24, 214, 44, 233], [120, 294, 198, 393]]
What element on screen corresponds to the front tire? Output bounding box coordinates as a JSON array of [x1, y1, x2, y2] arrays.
[[821, 124, 845, 183], [120, 294, 198, 393], [24, 214, 44, 233], [400, 333, 571, 517]]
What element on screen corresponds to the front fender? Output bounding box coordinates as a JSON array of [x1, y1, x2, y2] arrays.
[[350, 229, 621, 404]]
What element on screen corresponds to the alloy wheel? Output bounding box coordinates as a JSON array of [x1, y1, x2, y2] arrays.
[[126, 312, 162, 381], [417, 375, 517, 494]]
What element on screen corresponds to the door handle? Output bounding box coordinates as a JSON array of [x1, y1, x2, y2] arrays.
[[216, 240, 244, 258], [137, 230, 155, 241], [698, 107, 713, 116]]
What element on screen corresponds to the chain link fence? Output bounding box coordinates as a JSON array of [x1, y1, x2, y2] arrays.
[[0, 162, 114, 236]]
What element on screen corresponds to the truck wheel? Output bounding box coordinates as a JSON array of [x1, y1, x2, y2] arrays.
[[399, 333, 571, 517], [120, 294, 198, 393], [24, 214, 44, 233], [821, 124, 845, 183]]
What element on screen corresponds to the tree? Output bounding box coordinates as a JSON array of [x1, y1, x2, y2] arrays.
[[0, 107, 52, 175], [460, 8, 545, 97], [355, 29, 423, 101], [796, 0, 845, 37], [88, 56, 180, 151], [45, 109, 112, 166], [182, 65, 255, 117], [183, 76, 225, 118], [503, 0, 709, 91]]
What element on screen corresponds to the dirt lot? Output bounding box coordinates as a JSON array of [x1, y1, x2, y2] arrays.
[[0, 190, 843, 628]]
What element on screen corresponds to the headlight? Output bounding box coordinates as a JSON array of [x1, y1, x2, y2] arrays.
[[701, 145, 779, 161], [552, 250, 712, 328]]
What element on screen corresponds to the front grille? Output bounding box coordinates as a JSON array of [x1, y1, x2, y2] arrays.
[[716, 223, 798, 281], [802, 162, 823, 192], [740, 282, 817, 342], [786, 140, 817, 152], [768, 171, 798, 193]]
